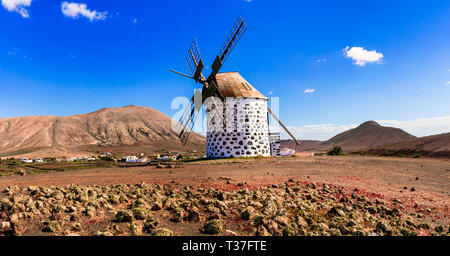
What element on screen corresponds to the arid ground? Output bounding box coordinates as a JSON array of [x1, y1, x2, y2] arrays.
[[0, 156, 448, 236]]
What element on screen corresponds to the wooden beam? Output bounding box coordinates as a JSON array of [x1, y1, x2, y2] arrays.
[[267, 107, 300, 145]]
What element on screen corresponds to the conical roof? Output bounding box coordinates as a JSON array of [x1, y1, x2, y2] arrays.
[[213, 72, 267, 100]]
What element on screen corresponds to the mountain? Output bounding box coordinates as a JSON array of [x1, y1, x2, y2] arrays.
[[365, 132, 450, 158], [0, 105, 205, 157], [281, 121, 417, 152], [319, 121, 417, 151], [280, 140, 323, 151]]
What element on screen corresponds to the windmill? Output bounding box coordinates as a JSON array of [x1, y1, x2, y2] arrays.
[[170, 16, 300, 158]]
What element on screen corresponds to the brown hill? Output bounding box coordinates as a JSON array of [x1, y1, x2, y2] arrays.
[[319, 121, 417, 151], [280, 140, 323, 151], [0, 105, 205, 157], [365, 132, 450, 158], [281, 121, 417, 152]]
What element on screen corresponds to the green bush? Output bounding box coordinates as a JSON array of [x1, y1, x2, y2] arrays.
[[327, 146, 343, 156]]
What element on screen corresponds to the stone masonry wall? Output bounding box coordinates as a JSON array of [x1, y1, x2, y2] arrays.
[[206, 97, 270, 158]]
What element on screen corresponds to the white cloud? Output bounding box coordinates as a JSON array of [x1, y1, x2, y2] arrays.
[[131, 18, 138, 24], [304, 88, 315, 94], [267, 90, 273, 95], [282, 116, 450, 140], [316, 58, 326, 63], [447, 81, 450, 85], [61, 2, 107, 21], [7, 48, 18, 56], [1, 0, 32, 18], [284, 123, 357, 141], [344, 46, 384, 66]]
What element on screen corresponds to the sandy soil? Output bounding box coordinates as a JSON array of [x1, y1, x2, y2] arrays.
[[1, 155, 448, 225]]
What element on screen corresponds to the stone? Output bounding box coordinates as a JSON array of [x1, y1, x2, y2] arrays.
[[202, 219, 223, 235], [96, 230, 114, 236], [328, 228, 342, 236], [115, 210, 133, 222], [240, 206, 255, 221], [328, 206, 345, 217], [434, 225, 444, 233], [274, 215, 290, 226], [42, 221, 61, 233], [70, 223, 82, 232], [376, 221, 390, 233], [130, 223, 143, 236], [0, 221, 12, 233], [151, 228, 174, 236], [417, 223, 431, 230], [132, 207, 152, 220], [143, 217, 159, 232], [255, 225, 270, 236], [282, 224, 296, 236], [187, 207, 201, 222]]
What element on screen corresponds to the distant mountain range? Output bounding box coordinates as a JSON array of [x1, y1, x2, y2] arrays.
[[281, 121, 449, 158], [0, 105, 205, 158], [1, 106, 448, 158]]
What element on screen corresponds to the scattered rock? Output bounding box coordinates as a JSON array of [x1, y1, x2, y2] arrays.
[[42, 221, 61, 233], [151, 228, 174, 236], [115, 210, 133, 222], [0, 221, 12, 233], [143, 217, 159, 232], [132, 207, 152, 220], [240, 206, 255, 221], [130, 223, 143, 236], [202, 219, 223, 234]]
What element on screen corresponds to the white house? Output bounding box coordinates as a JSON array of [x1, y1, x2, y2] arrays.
[[34, 158, 44, 163], [20, 158, 33, 163], [123, 156, 138, 163], [137, 158, 148, 163], [280, 148, 296, 156], [157, 156, 170, 161]]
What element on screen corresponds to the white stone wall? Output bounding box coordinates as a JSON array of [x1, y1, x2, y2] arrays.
[[206, 97, 270, 158]]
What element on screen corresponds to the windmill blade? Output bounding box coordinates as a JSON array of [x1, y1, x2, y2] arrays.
[[169, 69, 194, 79], [178, 89, 202, 145], [267, 107, 300, 146], [185, 38, 204, 83], [209, 16, 247, 79]]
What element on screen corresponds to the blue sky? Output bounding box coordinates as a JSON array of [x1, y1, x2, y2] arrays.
[[1, 0, 449, 140]]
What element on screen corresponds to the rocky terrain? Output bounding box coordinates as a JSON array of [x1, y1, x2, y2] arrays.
[[0, 155, 448, 236], [0, 105, 205, 157], [0, 181, 447, 236]]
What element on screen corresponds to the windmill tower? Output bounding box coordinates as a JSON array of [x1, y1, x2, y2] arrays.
[[170, 17, 300, 158]]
